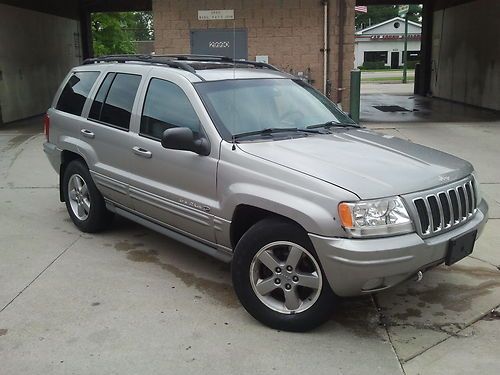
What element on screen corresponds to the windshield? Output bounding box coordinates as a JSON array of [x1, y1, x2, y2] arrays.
[[195, 79, 357, 140]]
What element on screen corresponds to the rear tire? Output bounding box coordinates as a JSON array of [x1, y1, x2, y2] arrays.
[[232, 218, 337, 332], [62, 159, 113, 233]]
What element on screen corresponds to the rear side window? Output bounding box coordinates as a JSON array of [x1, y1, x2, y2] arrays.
[[89, 73, 141, 130], [56, 71, 99, 116], [140, 78, 200, 140]]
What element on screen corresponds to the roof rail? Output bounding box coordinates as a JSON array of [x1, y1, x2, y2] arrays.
[[82, 54, 198, 74], [83, 54, 280, 73], [159, 54, 280, 71]]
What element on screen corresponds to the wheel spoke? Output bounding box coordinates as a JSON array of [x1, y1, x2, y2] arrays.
[[258, 250, 281, 272], [77, 203, 85, 217], [82, 199, 91, 214], [296, 272, 320, 290], [284, 289, 301, 311], [69, 189, 77, 200], [74, 176, 83, 191], [80, 183, 88, 196], [286, 246, 303, 268], [255, 277, 278, 296]]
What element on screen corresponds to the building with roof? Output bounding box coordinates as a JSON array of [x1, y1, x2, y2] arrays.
[[354, 17, 422, 69]]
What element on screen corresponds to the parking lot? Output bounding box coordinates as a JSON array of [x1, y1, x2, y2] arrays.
[[1, 114, 499, 374]]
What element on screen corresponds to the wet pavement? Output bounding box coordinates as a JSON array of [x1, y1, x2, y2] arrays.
[[0, 116, 499, 374], [361, 83, 500, 124]]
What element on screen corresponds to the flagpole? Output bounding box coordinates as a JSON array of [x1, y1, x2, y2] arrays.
[[403, 13, 408, 83]]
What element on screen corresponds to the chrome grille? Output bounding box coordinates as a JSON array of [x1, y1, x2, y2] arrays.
[[412, 178, 477, 236]]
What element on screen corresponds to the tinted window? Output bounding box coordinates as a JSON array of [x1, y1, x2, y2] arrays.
[[56, 71, 99, 116], [140, 79, 200, 140], [98, 73, 141, 130], [89, 73, 115, 120]]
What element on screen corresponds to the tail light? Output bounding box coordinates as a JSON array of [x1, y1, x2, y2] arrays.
[[43, 113, 50, 141]]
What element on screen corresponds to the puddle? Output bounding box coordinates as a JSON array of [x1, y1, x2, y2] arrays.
[[443, 264, 500, 279], [393, 307, 422, 320], [3, 134, 31, 151], [405, 280, 500, 313], [331, 296, 383, 338], [121, 248, 238, 308], [114, 241, 144, 251]]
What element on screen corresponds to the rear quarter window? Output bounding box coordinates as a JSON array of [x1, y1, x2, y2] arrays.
[[88, 73, 142, 131], [56, 71, 100, 116]]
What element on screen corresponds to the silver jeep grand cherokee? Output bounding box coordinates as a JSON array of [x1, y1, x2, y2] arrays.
[[43, 55, 488, 331]]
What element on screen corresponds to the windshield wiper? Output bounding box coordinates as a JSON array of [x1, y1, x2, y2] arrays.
[[306, 121, 358, 130], [233, 127, 322, 140]]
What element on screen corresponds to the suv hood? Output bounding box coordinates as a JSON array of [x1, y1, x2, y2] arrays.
[[237, 129, 473, 199]]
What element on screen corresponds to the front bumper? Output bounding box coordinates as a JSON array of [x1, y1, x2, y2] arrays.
[[309, 199, 489, 297]]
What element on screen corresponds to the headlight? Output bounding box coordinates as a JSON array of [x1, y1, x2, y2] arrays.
[[338, 196, 414, 238]]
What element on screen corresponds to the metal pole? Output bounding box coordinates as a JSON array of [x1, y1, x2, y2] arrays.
[[402, 13, 409, 83], [350, 69, 361, 124]]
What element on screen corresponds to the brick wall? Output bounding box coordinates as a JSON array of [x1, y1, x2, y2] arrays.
[[152, 0, 354, 108]]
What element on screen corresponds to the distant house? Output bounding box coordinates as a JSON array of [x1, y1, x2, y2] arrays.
[[355, 17, 422, 69]]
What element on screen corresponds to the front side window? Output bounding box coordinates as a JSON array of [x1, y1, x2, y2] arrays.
[[195, 79, 355, 140], [140, 78, 200, 140], [56, 71, 99, 116], [89, 73, 141, 130]]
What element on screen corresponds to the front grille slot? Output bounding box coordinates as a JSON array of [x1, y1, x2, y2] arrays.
[[457, 186, 467, 219], [428, 195, 441, 231], [438, 192, 451, 227], [414, 198, 430, 234], [411, 177, 477, 237], [465, 183, 474, 214], [449, 189, 460, 223]]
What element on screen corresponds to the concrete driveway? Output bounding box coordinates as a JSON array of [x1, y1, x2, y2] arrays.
[[1, 116, 499, 374]]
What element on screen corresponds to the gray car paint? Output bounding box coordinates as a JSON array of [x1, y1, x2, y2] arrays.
[[236, 129, 473, 200], [43, 62, 489, 297]]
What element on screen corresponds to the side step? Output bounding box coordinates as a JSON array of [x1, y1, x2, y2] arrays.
[[107, 203, 233, 263]]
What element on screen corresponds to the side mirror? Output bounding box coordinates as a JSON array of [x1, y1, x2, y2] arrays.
[[161, 127, 210, 156]]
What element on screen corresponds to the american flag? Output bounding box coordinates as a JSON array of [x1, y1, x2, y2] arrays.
[[355, 6, 368, 13]]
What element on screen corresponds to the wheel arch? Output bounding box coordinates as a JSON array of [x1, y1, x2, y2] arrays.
[[59, 150, 88, 202], [230, 204, 308, 249]]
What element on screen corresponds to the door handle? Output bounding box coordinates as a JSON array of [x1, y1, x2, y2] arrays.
[[81, 129, 95, 139], [132, 146, 152, 159]]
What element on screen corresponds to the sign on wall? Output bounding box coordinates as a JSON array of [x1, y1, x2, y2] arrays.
[[198, 10, 235, 21]]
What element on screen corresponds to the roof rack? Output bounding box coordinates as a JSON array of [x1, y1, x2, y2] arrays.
[[83, 54, 198, 74], [83, 54, 280, 73], [160, 54, 280, 71]]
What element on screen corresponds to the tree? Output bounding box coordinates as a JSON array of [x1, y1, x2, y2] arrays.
[[92, 12, 137, 56], [130, 12, 154, 41], [355, 5, 422, 30]]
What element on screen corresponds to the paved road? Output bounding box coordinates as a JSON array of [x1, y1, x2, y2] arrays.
[[361, 70, 415, 79], [0, 116, 499, 374]]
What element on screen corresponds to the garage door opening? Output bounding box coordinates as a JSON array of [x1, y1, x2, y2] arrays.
[[355, 4, 422, 103]]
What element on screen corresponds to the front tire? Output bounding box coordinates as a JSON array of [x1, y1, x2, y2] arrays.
[[62, 159, 113, 233], [232, 218, 337, 332]]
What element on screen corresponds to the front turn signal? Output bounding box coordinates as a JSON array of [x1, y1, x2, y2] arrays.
[[338, 203, 353, 228]]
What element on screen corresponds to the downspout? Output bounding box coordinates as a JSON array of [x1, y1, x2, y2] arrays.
[[322, 0, 329, 96], [337, 0, 345, 106]]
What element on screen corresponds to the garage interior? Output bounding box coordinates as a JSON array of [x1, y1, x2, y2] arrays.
[[0, 0, 498, 125], [358, 0, 500, 112]]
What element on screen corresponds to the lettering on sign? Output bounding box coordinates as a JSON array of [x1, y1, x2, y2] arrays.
[[198, 9, 235, 20], [209, 41, 231, 48]]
